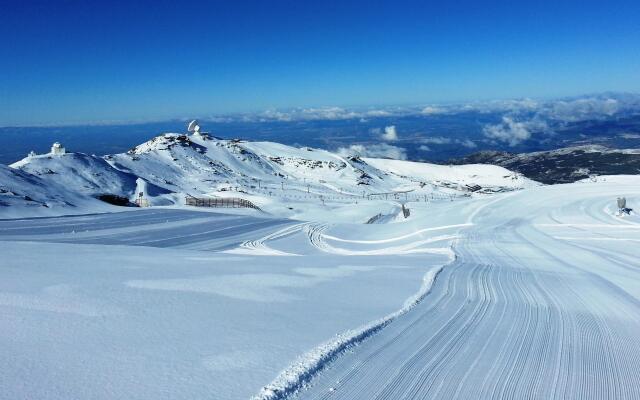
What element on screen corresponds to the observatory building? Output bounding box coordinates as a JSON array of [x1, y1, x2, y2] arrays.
[[187, 119, 200, 135], [50, 142, 66, 156], [186, 119, 212, 140]]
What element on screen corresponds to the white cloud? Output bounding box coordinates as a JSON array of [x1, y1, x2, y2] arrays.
[[366, 110, 392, 117], [483, 116, 548, 146], [547, 98, 619, 121], [418, 145, 431, 151], [421, 106, 444, 115], [420, 136, 451, 145], [301, 107, 359, 120], [260, 109, 293, 122], [336, 143, 407, 160], [419, 136, 476, 148], [381, 125, 398, 141], [201, 93, 640, 129], [458, 139, 477, 148], [257, 107, 360, 122]]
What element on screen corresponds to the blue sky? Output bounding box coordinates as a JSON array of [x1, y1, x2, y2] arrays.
[[1, 0, 639, 126]]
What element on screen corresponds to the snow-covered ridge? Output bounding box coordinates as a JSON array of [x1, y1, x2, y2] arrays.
[[3, 132, 538, 218]]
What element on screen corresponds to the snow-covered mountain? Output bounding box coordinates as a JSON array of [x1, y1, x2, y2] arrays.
[[3, 132, 538, 218], [0, 163, 113, 217], [452, 145, 640, 184], [11, 152, 137, 197]]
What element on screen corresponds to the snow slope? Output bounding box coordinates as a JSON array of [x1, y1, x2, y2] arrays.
[[11, 152, 137, 197], [363, 157, 532, 191], [0, 174, 639, 399], [0, 164, 111, 217], [292, 176, 640, 400], [0, 208, 456, 400]]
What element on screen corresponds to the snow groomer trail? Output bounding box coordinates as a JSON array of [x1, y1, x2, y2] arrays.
[[294, 176, 640, 400]]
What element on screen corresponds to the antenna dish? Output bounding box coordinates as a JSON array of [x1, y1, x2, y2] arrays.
[[187, 119, 200, 134]]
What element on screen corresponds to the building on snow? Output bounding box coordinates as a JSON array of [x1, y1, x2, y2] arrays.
[[51, 142, 66, 155], [135, 178, 150, 207]]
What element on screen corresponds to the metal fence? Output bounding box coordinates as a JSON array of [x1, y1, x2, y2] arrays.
[[185, 196, 260, 210]]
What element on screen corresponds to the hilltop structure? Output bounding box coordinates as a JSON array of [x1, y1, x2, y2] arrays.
[[50, 142, 65, 156]]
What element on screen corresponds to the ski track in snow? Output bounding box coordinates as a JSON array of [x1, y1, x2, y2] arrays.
[[0, 209, 294, 252], [0, 207, 461, 400], [249, 222, 461, 399], [224, 223, 308, 256], [251, 265, 446, 400], [283, 188, 640, 400], [304, 223, 456, 256]]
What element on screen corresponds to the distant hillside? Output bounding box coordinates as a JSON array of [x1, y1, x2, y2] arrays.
[[3, 132, 537, 217], [450, 145, 640, 184]]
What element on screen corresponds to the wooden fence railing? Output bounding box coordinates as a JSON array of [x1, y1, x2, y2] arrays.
[[185, 196, 261, 210]]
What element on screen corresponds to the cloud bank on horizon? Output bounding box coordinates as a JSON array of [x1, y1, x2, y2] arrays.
[[2, 92, 639, 166], [216, 93, 640, 147]]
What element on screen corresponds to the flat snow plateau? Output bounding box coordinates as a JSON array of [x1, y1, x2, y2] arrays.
[[1, 176, 639, 400]]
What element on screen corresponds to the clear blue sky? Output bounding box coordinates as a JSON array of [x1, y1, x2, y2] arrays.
[[1, 0, 639, 126]]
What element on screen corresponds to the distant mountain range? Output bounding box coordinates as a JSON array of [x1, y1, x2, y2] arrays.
[[450, 145, 640, 184]]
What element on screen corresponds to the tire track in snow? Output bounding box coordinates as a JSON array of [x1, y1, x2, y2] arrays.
[[226, 223, 307, 255], [293, 205, 640, 399], [304, 223, 457, 256]]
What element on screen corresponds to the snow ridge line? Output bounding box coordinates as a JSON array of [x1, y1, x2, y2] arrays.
[[250, 256, 450, 400]]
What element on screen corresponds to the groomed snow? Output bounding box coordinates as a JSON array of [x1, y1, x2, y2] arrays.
[[2, 176, 639, 399], [293, 176, 640, 400], [0, 206, 459, 400]]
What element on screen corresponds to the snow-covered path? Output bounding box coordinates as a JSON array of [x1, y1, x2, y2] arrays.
[[295, 180, 640, 400]]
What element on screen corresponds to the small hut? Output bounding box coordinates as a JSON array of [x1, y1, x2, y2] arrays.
[[135, 178, 150, 207]]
